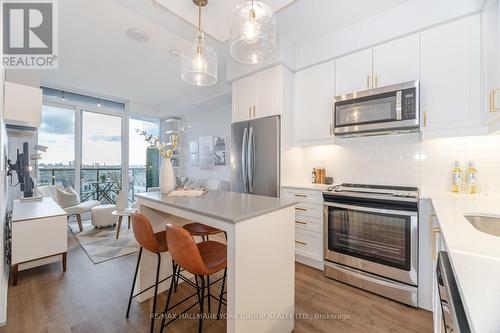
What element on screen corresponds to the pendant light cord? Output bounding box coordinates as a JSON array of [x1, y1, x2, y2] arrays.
[[198, 1, 202, 35]]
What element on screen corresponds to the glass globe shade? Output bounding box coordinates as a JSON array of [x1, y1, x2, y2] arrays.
[[181, 33, 217, 86], [230, 0, 276, 64]]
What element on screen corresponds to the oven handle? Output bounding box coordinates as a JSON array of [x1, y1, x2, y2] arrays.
[[324, 202, 417, 217]]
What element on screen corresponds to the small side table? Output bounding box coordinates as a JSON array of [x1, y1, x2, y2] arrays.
[[112, 208, 136, 239]]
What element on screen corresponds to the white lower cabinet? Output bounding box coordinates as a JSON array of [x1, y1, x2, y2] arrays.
[[283, 187, 324, 270], [420, 199, 446, 332]]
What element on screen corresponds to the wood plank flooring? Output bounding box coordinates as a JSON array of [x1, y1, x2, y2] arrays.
[[0, 231, 432, 333]]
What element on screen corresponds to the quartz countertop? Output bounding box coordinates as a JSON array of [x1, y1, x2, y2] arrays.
[[282, 183, 333, 191], [135, 190, 297, 224], [425, 192, 500, 333]]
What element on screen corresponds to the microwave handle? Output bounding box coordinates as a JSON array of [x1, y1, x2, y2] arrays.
[[324, 202, 417, 217], [396, 90, 402, 120]]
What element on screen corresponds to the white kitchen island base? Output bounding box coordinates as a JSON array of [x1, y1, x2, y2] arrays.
[[135, 191, 296, 333]]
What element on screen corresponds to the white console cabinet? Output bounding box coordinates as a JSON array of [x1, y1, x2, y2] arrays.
[[9, 197, 67, 285]]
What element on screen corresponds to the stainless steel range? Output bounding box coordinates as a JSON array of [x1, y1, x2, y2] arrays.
[[323, 183, 419, 306]]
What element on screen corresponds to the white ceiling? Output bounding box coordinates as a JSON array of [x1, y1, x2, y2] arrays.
[[153, 0, 295, 42], [278, 0, 409, 46], [39, 0, 411, 109]]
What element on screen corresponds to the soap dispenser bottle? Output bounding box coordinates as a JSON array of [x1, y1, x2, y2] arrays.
[[451, 161, 462, 193], [465, 161, 477, 194]]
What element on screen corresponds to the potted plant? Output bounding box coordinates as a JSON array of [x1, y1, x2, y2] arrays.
[[137, 130, 178, 194]]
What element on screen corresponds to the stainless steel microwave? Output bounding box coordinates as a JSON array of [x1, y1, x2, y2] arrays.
[[333, 80, 420, 136]]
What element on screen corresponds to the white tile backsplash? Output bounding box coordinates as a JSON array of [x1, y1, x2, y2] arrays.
[[285, 134, 500, 193]]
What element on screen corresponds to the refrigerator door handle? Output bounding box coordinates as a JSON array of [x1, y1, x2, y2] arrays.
[[247, 126, 255, 193], [241, 127, 248, 193]]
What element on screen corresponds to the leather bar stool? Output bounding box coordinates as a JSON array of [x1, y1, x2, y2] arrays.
[[183, 222, 227, 241], [126, 213, 177, 333], [160, 223, 227, 333], [183, 222, 227, 312]]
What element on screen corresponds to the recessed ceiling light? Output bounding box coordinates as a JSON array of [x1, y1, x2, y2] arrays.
[[169, 49, 181, 57], [126, 28, 149, 42]]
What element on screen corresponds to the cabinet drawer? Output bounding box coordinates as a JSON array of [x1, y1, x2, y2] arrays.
[[295, 216, 323, 233], [283, 188, 323, 205], [295, 230, 323, 262], [295, 202, 323, 220]]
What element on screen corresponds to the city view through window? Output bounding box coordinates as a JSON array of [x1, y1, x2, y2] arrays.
[[38, 104, 160, 204]]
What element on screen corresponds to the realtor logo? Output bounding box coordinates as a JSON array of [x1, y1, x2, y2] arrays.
[[2, 0, 58, 69]]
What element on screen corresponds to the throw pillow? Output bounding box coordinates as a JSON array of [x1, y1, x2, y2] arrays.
[[56, 187, 81, 208]]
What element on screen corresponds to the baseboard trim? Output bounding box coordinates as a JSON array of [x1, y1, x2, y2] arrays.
[[295, 254, 324, 270]]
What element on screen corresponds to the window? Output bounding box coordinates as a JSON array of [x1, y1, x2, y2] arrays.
[[129, 117, 160, 201], [38, 105, 75, 188], [81, 111, 122, 204]]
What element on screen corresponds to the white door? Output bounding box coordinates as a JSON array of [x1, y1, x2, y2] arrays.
[[335, 49, 372, 96], [373, 34, 420, 88], [256, 65, 283, 119], [420, 15, 481, 130], [232, 76, 256, 123], [293, 61, 334, 141]]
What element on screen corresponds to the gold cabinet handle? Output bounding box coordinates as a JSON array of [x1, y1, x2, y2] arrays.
[[432, 225, 441, 260], [253, 106, 256, 118], [295, 240, 307, 246], [295, 207, 307, 212], [330, 123, 334, 136], [248, 107, 252, 118], [366, 75, 371, 89], [374, 74, 379, 88], [295, 220, 307, 225], [423, 112, 427, 127], [294, 194, 307, 198], [490, 89, 500, 112]]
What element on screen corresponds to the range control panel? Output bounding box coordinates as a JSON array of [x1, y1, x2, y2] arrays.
[[401, 87, 417, 120]]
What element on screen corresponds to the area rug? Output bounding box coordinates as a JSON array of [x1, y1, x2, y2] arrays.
[[69, 220, 138, 264]]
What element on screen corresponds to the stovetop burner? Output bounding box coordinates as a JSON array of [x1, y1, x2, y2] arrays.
[[324, 183, 419, 201]]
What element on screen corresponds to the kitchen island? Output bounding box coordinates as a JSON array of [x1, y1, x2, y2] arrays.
[[134, 191, 297, 333]]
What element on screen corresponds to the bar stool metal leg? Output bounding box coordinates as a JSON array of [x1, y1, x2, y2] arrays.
[[198, 276, 205, 333], [150, 252, 161, 333], [126, 247, 143, 318], [217, 268, 227, 320], [160, 263, 177, 333], [207, 275, 211, 313]]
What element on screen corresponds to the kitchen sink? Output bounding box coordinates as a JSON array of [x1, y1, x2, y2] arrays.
[[464, 214, 500, 237]]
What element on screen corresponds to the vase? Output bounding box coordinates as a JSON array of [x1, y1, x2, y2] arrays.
[[116, 190, 127, 212], [160, 158, 176, 194]]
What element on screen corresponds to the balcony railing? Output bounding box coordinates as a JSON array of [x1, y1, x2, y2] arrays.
[[38, 167, 152, 204]]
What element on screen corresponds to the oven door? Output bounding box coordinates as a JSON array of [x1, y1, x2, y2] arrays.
[[324, 202, 418, 286]]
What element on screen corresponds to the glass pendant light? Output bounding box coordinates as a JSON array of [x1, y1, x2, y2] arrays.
[[230, 0, 276, 64], [181, 0, 217, 86]]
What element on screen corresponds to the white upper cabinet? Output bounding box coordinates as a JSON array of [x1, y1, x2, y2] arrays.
[[232, 65, 288, 123], [420, 15, 481, 131], [335, 35, 420, 96], [372, 34, 420, 87], [232, 75, 256, 123], [256, 65, 283, 119], [3, 82, 42, 128], [483, 0, 500, 127], [335, 49, 372, 96], [293, 61, 334, 141]]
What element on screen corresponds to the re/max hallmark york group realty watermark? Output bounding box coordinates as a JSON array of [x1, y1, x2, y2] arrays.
[[2, 0, 58, 69]]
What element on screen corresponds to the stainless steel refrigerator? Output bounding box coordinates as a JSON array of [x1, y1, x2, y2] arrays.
[[231, 115, 280, 197]]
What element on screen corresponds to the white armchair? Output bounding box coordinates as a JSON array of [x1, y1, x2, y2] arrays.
[[38, 185, 101, 232]]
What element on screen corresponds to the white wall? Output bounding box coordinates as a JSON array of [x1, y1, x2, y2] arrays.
[[286, 134, 500, 194], [178, 104, 232, 182], [0, 68, 8, 326]]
